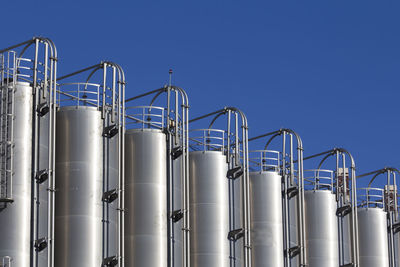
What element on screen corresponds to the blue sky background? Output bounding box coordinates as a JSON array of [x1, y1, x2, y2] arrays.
[[2, 1, 400, 189]]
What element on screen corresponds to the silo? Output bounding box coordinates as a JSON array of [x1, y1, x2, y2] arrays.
[[124, 128, 168, 267], [250, 170, 284, 267], [189, 150, 230, 267], [189, 107, 251, 267], [0, 37, 57, 267], [0, 81, 33, 266], [55, 106, 104, 266], [358, 207, 389, 267], [304, 170, 339, 267], [124, 85, 190, 267], [55, 62, 125, 267]]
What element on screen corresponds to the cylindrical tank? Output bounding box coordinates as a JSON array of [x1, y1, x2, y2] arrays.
[[250, 170, 284, 267], [189, 150, 230, 267], [304, 190, 339, 267], [0, 82, 32, 266], [55, 106, 103, 266], [124, 128, 167, 267], [358, 207, 389, 267]]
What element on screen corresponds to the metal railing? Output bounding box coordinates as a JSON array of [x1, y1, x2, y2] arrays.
[[126, 105, 165, 130], [304, 169, 334, 192], [57, 83, 101, 108], [248, 150, 280, 172], [357, 187, 385, 209], [189, 129, 225, 152]]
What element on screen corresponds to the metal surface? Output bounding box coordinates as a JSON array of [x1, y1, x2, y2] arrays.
[[189, 150, 230, 267], [55, 106, 103, 266], [0, 82, 33, 266], [304, 190, 339, 267], [358, 208, 389, 267], [124, 128, 168, 267], [250, 171, 284, 267], [189, 107, 251, 267], [249, 129, 305, 267], [55, 62, 126, 266]]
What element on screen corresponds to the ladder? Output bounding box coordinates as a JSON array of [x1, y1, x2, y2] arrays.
[[0, 79, 15, 204]]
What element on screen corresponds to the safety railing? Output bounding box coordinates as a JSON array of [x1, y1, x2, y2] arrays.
[[304, 169, 335, 192], [357, 187, 385, 209], [189, 129, 225, 152], [1, 51, 50, 85], [125, 105, 165, 130], [248, 150, 280, 172], [57, 83, 101, 107]]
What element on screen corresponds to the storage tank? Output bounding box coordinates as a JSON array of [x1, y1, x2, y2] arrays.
[[124, 86, 190, 267], [0, 38, 57, 267], [190, 149, 230, 267], [55, 105, 104, 266], [55, 63, 125, 267], [0, 81, 33, 266], [357, 188, 389, 267], [304, 169, 338, 267], [249, 150, 284, 267], [124, 127, 168, 267]]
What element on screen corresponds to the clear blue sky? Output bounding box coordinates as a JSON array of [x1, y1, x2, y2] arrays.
[[2, 1, 400, 189]]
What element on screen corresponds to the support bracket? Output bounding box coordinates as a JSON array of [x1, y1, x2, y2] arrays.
[[102, 189, 118, 203]]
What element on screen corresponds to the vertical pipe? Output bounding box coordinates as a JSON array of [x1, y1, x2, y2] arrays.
[[282, 133, 289, 266], [31, 38, 39, 267], [121, 79, 125, 267], [244, 122, 251, 267]]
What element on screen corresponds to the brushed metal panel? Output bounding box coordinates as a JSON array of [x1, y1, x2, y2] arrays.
[[189, 151, 230, 267], [124, 129, 168, 267], [55, 106, 103, 266], [250, 171, 284, 267], [358, 208, 389, 267], [305, 190, 339, 267], [0, 82, 33, 266]]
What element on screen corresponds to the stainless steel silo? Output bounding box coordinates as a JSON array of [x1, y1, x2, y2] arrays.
[[0, 81, 33, 266], [55, 62, 126, 267], [55, 106, 104, 266], [304, 170, 339, 267], [124, 128, 168, 267], [189, 150, 230, 267], [358, 207, 389, 267], [124, 86, 190, 267], [250, 170, 284, 267], [0, 37, 58, 267]]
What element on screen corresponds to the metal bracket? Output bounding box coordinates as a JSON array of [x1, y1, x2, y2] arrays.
[[34, 237, 47, 252], [287, 186, 298, 199], [102, 189, 118, 203], [227, 166, 243, 180], [228, 228, 244, 241], [0, 198, 13, 204], [336, 204, 352, 217], [285, 246, 300, 258], [171, 146, 183, 160], [170, 209, 184, 223], [35, 169, 49, 184], [103, 124, 118, 138], [102, 256, 118, 267], [392, 222, 400, 233], [37, 102, 49, 117]]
